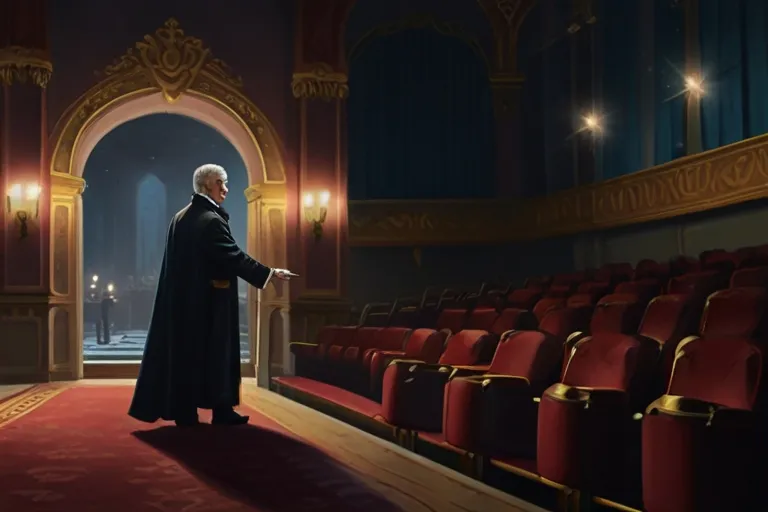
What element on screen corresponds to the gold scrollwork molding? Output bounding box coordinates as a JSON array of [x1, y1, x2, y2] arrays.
[[0, 46, 53, 88], [292, 63, 349, 101], [349, 133, 768, 246], [49, 18, 286, 184]]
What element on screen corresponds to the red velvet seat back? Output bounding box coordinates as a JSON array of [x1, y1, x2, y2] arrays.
[[614, 279, 662, 301], [639, 294, 696, 343], [403, 328, 446, 363], [464, 307, 499, 331], [667, 270, 726, 296], [487, 331, 561, 390], [438, 330, 496, 366], [352, 327, 383, 350], [506, 288, 543, 309], [491, 308, 537, 335], [533, 297, 566, 321], [700, 288, 767, 339], [372, 327, 411, 351], [668, 338, 762, 410], [590, 294, 646, 334], [539, 306, 592, 339], [563, 333, 645, 390], [635, 259, 669, 281], [435, 308, 468, 334], [730, 266, 768, 288]]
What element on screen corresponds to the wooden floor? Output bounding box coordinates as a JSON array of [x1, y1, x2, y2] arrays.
[[0, 380, 547, 512]]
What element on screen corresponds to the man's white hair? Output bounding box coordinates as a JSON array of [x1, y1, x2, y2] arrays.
[[193, 164, 228, 194]]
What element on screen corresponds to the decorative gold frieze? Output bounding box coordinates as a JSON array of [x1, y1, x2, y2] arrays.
[[49, 18, 286, 184], [291, 63, 349, 100], [0, 46, 52, 88], [348, 133, 768, 246]]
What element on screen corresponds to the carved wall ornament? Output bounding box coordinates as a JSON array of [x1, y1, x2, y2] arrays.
[[348, 133, 768, 246], [477, 0, 538, 73], [291, 63, 350, 100], [49, 18, 286, 184], [0, 46, 53, 87]]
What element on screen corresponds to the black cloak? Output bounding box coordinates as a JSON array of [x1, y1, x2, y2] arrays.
[[128, 194, 272, 422]]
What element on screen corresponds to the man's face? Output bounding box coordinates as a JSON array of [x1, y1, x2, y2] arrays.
[[207, 174, 228, 204]]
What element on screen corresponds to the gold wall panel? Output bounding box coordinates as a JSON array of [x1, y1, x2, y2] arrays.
[[348, 133, 768, 246]]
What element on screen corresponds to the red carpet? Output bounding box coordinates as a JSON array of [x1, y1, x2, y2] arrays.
[[0, 385, 399, 511]]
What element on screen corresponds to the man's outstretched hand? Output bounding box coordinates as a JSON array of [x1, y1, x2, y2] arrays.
[[274, 268, 298, 281]]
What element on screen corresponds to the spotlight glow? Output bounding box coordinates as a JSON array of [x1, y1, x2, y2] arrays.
[[684, 75, 705, 95], [582, 114, 602, 133]]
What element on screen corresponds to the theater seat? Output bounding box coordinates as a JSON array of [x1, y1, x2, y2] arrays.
[[730, 266, 768, 289], [533, 297, 566, 322], [641, 337, 763, 512], [505, 287, 543, 310], [289, 325, 357, 379], [341, 327, 411, 392], [369, 328, 447, 400], [537, 294, 659, 497], [464, 307, 499, 331], [379, 330, 498, 430], [435, 308, 469, 335], [490, 307, 538, 334], [561, 293, 649, 374], [442, 306, 592, 459]]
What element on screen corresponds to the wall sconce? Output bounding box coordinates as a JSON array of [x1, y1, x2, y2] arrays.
[[303, 190, 330, 241], [6, 182, 41, 240]]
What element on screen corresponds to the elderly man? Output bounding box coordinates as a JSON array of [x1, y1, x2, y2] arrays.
[[129, 164, 296, 427]]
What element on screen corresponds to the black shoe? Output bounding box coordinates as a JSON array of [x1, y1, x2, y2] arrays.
[[212, 408, 249, 426]]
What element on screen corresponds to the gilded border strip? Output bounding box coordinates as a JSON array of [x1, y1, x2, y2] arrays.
[[348, 132, 768, 246], [0, 384, 71, 429]]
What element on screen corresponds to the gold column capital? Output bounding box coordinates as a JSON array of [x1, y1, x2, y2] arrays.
[[291, 63, 349, 101], [51, 172, 85, 197], [0, 46, 53, 88], [244, 182, 287, 203]]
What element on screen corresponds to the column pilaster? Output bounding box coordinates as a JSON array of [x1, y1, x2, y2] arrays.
[[290, 0, 355, 343], [478, 0, 537, 198], [0, 0, 56, 383]]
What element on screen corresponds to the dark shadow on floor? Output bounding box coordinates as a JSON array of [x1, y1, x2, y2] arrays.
[[133, 424, 401, 512]]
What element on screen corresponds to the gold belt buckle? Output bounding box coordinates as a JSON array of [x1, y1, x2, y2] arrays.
[[211, 279, 231, 289]]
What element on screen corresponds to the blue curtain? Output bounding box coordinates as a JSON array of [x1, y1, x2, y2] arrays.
[[654, 0, 686, 164], [597, 0, 642, 180], [517, 4, 547, 197], [539, 2, 574, 193], [347, 27, 495, 200], [699, 0, 768, 148], [699, 0, 745, 149], [743, 0, 768, 136]]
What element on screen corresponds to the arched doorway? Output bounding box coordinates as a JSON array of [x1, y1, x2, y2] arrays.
[[48, 19, 290, 386]]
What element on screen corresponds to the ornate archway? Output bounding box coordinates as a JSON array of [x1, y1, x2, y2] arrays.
[[48, 19, 290, 385]]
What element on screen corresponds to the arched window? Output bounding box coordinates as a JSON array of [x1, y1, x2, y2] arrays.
[[135, 173, 167, 280]]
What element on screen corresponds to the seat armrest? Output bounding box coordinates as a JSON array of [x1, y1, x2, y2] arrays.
[[645, 395, 754, 427], [289, 341, 318, 348], [449, 365, 491, 379], [387, 359, 453, 373], [544, 383, 628, 408]]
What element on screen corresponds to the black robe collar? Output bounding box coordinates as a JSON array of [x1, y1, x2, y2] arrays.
[[191, 193, 230, 222]]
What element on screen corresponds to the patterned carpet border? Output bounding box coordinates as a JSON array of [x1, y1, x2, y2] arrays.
[[0, 383, 71, 429]]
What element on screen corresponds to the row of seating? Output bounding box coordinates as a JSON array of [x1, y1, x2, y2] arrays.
[[275, 250, 768, 511]]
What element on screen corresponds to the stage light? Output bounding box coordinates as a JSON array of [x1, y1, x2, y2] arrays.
[[582, 113, 602, 134], [684, 75, 704, 96], [92, 275, 99, 283], [107, 283, 115, 293]]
